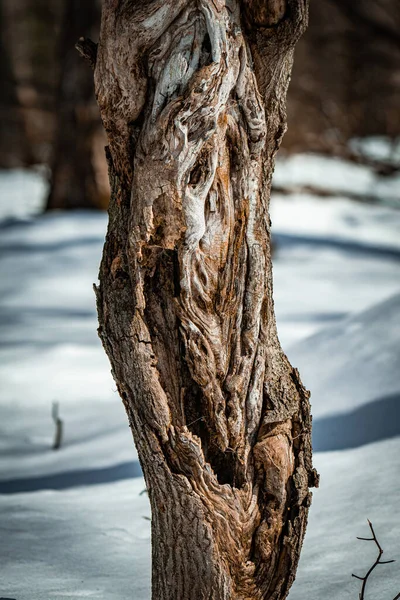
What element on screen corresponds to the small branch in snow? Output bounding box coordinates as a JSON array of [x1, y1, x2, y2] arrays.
[[352, 520, 398, 600], [52, 401, 63, 450]]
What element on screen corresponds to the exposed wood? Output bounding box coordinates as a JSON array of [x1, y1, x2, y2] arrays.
[[94, 1, 318, 598]]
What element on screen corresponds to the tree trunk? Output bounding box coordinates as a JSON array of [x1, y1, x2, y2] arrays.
[[0, 2, 31, 168], [94, 1, 318, 598], [46, 0, 109, 211]]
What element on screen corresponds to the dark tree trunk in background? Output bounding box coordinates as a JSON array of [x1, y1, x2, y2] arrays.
[[95, 1, 318, 598], [0, 3, 30, 167], [1, 0, 62, 167], [2, 0, 400, 174], [284, 0, 400, 153], [46, 0, 109, 210]]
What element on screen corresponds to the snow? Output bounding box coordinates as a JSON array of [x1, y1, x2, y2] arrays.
[[271, 194, 400, 347], [271, 192, 400, 251], [289, 437, 400, 600], [1, 439, 398, 600], [0, 478, 151, 600], [0, 212, 135, 482], [273, 152, 400, 206], [349, 135, 400, 166], [0, 148, 399, 598], [0, 167, 48, 219], [288, 293, 400, 421]]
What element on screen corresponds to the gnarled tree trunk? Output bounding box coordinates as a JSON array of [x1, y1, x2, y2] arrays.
[[94, 1, 318, 598]]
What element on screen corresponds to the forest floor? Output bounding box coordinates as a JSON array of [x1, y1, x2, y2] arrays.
[[0, 145, 399, 599]]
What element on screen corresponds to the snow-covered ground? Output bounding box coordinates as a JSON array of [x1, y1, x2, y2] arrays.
[[1, 438, 398, 600], [349, 135, 400, 167], [273, 151, 400, 206], [0, 149, 399, 599], [0, 166, 48, 219], [0, 213, 135, 483]]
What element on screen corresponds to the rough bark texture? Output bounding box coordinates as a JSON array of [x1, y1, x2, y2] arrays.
[[94, 1, 318, 598]]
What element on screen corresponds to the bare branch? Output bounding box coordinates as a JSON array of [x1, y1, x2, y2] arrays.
[[352, 520, 398, 600]]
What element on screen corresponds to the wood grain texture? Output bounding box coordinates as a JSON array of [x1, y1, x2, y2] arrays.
[[94, 1, 318, 598]]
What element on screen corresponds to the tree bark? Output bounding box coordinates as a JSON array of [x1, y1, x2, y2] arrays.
[[94, 1, 318, 598]]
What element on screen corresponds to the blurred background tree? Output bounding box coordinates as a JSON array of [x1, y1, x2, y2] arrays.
[[47, 0, 108, 210], [0, 0, 109, 209], [0, 0, 61, 168], [286, 0, 400, 156], [0, 0, 399, 208]]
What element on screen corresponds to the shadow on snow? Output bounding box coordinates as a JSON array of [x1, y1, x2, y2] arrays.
[[1, 394, 399, 494], [0, 460, 142, 495], [312, 392, 400, 452]]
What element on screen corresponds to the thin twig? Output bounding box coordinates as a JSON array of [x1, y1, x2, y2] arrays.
[[292, 428, 308, 441], [352, 520, 396, 600], [186, 416, 205, 428]]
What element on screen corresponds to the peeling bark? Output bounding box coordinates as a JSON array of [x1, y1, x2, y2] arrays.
[[94, 1, 318, 598]]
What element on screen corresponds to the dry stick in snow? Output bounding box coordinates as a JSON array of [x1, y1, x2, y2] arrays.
[[52, 401, 63, 450], [352, 520, 399, 600]]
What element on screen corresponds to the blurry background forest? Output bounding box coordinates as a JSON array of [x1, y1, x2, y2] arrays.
[[0, 2, 400, 599], [1, 0, 400, 207]]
